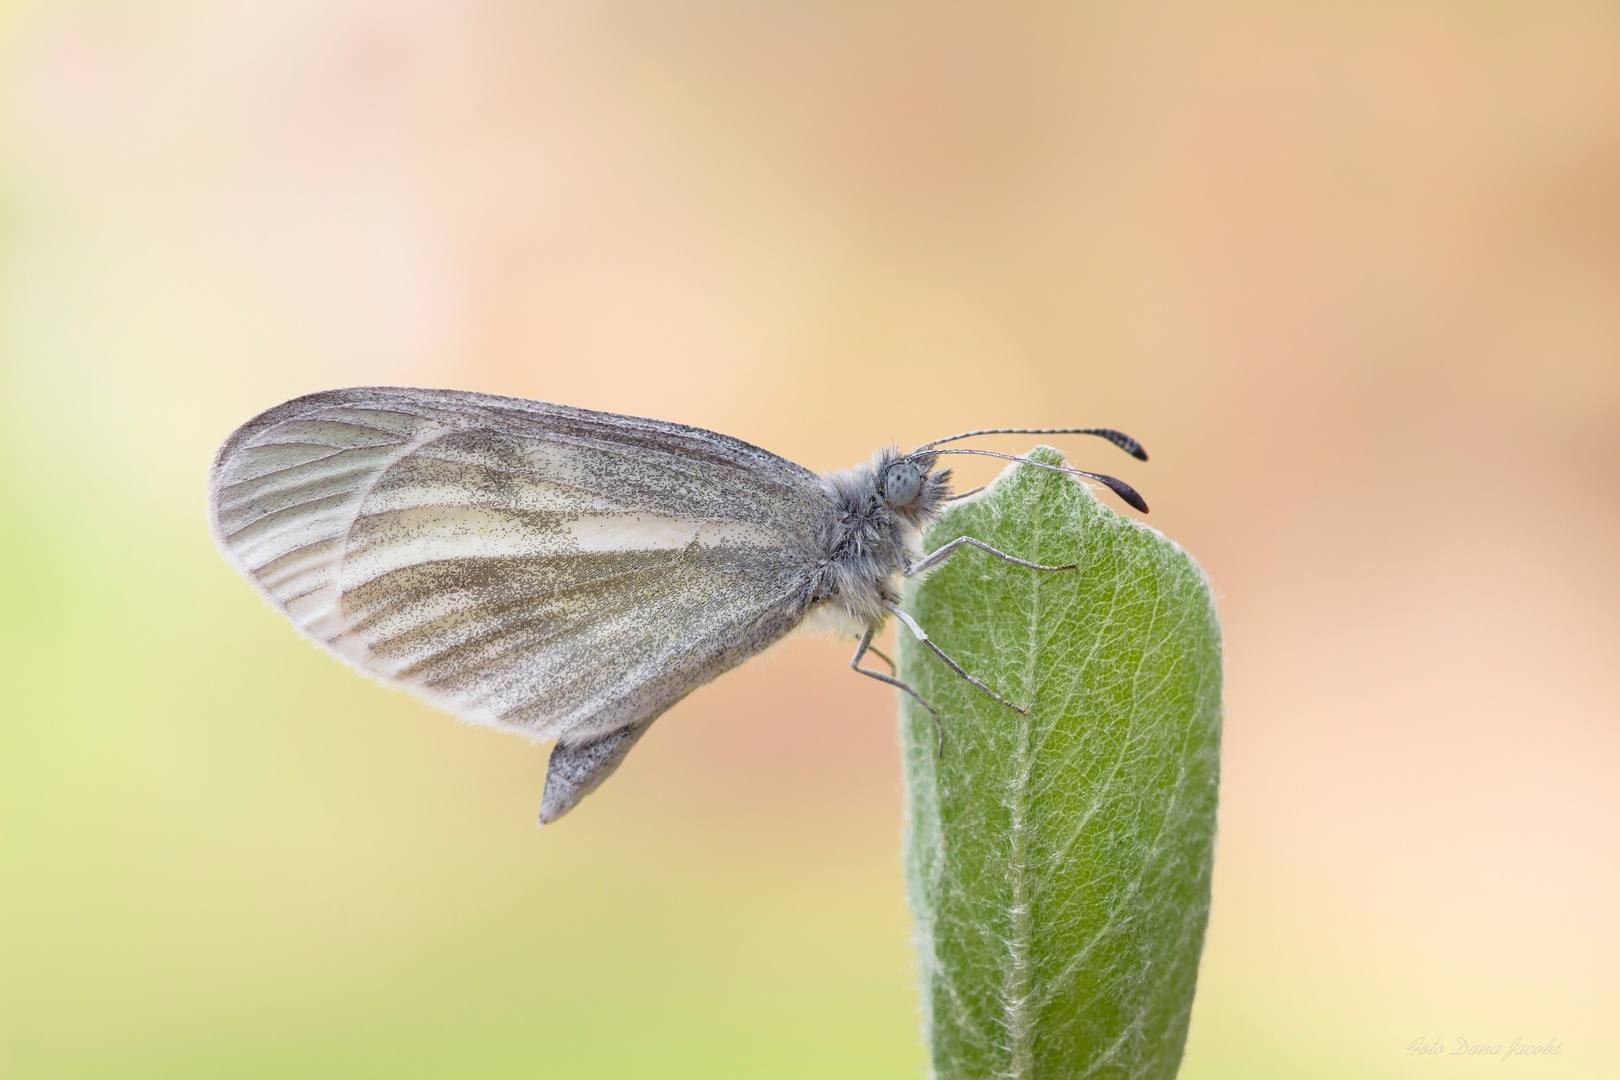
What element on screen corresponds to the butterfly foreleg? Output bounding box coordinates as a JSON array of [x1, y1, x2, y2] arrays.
[[903, 536, 1078, 578], [850, 624, 944, 758]]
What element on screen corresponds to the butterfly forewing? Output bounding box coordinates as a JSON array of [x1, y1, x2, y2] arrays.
[[209, 387, 830, 744]]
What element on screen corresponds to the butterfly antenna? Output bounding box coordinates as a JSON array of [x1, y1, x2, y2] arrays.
[[926, 427, 1148, 461], [928, 448, 1149, 513]]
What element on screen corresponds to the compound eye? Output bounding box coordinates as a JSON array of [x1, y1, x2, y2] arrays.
[[883, 463, 924, 507]]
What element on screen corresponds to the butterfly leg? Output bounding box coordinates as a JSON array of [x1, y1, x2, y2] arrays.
[[850, 624, 944, 758], [885, 602, 1028, 716], [904, 536, 1078, 578], [539, 717, 656, 826], [864, 644, 897, 674]]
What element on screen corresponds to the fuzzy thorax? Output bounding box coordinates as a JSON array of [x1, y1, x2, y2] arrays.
[[813, 445, 952, 631]]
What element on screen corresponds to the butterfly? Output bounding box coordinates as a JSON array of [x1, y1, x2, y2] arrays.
[[208, 387, 1147, 823]]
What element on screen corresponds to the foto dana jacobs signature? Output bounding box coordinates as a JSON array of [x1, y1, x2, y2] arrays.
[[1408, 1037, 1563, 1062]]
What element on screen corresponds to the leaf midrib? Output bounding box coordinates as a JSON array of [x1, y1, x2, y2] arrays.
[[1000, 496, 1045, 1079]]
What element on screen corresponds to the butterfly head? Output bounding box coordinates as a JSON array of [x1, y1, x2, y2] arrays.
[[880, 449, 950, 524]]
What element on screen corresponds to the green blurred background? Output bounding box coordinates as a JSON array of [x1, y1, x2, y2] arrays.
[[2, 2, 1616, 1077]]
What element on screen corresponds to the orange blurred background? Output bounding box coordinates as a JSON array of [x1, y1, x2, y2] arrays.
[[2, 2, 1616, 1077]]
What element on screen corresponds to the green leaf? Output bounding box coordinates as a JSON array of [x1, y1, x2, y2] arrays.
[[898, 447, 1222, 1080]]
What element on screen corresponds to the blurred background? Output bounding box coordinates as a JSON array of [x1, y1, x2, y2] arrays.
[[2, 1, 1616, 1077]]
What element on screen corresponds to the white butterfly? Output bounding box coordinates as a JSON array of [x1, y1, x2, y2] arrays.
[[209, 387, 1147, 822]]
